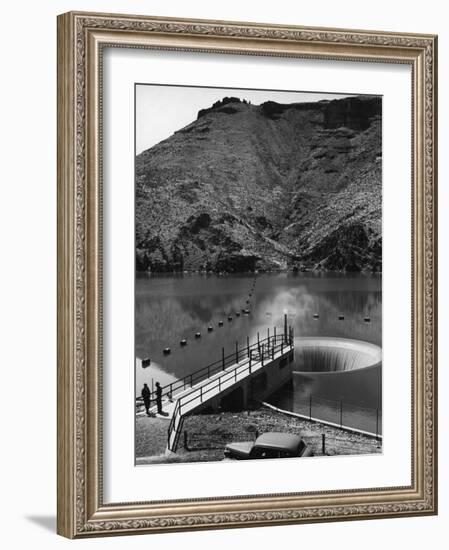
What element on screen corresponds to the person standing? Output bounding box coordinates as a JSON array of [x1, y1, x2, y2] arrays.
[[155, 381, 163, 414], [141, 383, 151, 416]]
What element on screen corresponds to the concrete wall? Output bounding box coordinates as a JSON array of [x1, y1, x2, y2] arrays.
[[192, 351, 294, 413]]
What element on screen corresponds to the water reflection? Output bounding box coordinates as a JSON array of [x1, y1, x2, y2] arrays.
[[135, 272, 382, 402]]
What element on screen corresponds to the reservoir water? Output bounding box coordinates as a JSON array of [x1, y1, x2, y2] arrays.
[[136, 272, 381, 431]]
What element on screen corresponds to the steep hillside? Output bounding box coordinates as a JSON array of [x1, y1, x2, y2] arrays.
[[136, 95, 382, 273]]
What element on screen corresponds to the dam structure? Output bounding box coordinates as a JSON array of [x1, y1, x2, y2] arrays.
[[137, 332, 382, 452]]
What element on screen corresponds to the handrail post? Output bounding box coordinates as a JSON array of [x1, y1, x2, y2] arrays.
[[261, 344, 264, 366], [200, 386, 203, 402], [309, 394, 312, 420], [249, 352, 252, 374], [267, 327, 270, 347], [272, 346, 274, 360], [222, 347, 225, 371], [235, 341, 238, 364], [274, 326, 276, 341], [247, 336, 250, 357]]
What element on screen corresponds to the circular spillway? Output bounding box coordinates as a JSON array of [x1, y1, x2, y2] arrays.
[[294, 337, 381, 373]]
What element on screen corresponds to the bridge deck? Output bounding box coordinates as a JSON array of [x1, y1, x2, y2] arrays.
[[166, 337, 294, 451], [137, 353, 257, 420]]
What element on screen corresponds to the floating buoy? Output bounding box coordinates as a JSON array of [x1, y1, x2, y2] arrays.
[[243, 309, 250, 315], [142, 357, 151, 368], [218, 321, 224, 327], [208, 326, 214, 332], [195, 332, 201, 338], [228, 316, 233, 321], [338, 315, 345, 320], [180, 339, 187, 346], [313, 314, 319, 319], [364, 317, 371, 322], [163, 348, 171, 355]]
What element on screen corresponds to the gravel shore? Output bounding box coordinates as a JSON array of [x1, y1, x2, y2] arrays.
[[136, 406, 382, 465]]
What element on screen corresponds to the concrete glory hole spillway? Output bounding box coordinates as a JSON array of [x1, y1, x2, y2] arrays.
[[294, 337, 381, 373]]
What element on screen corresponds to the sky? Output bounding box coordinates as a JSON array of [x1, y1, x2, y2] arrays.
[[135, 84, 354, 154]]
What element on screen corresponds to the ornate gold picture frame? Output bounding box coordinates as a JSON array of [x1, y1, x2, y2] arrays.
[[57, 11, 437, 538]]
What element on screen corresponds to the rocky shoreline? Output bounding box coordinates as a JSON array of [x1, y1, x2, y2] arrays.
[[137, 267, 382, 275], [136, 405, 382, 465]]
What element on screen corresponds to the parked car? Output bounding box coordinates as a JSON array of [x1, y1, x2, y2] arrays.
[[224, 432, 312, 460]]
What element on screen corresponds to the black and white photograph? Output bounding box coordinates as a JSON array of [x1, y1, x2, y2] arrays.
[[134, 84, 382, 465]]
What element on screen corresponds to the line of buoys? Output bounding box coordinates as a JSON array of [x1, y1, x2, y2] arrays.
[[157, 275, 261, 359], [158, 275, 258, 359], [142, 357, 151, 368], [304, 314, 371, 322]]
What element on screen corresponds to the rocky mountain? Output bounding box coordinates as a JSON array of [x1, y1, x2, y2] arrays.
[[136, 95, 382, 273]]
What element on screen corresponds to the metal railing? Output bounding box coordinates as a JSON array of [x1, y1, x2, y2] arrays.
[[267, 393, 382, 438], [167, 330, 294, 451], [136, 325, 292, 412]]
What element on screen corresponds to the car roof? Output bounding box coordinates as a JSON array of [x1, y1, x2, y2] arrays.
[[254, 432, 302, 451]]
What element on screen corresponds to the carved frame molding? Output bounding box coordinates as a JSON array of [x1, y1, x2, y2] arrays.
[[57, 11, 437, 538]]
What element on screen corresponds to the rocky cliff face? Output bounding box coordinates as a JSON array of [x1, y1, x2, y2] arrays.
[[136, 95, 381, 273]]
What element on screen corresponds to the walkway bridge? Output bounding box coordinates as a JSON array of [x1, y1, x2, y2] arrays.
[[136, 326, 295, 452]]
